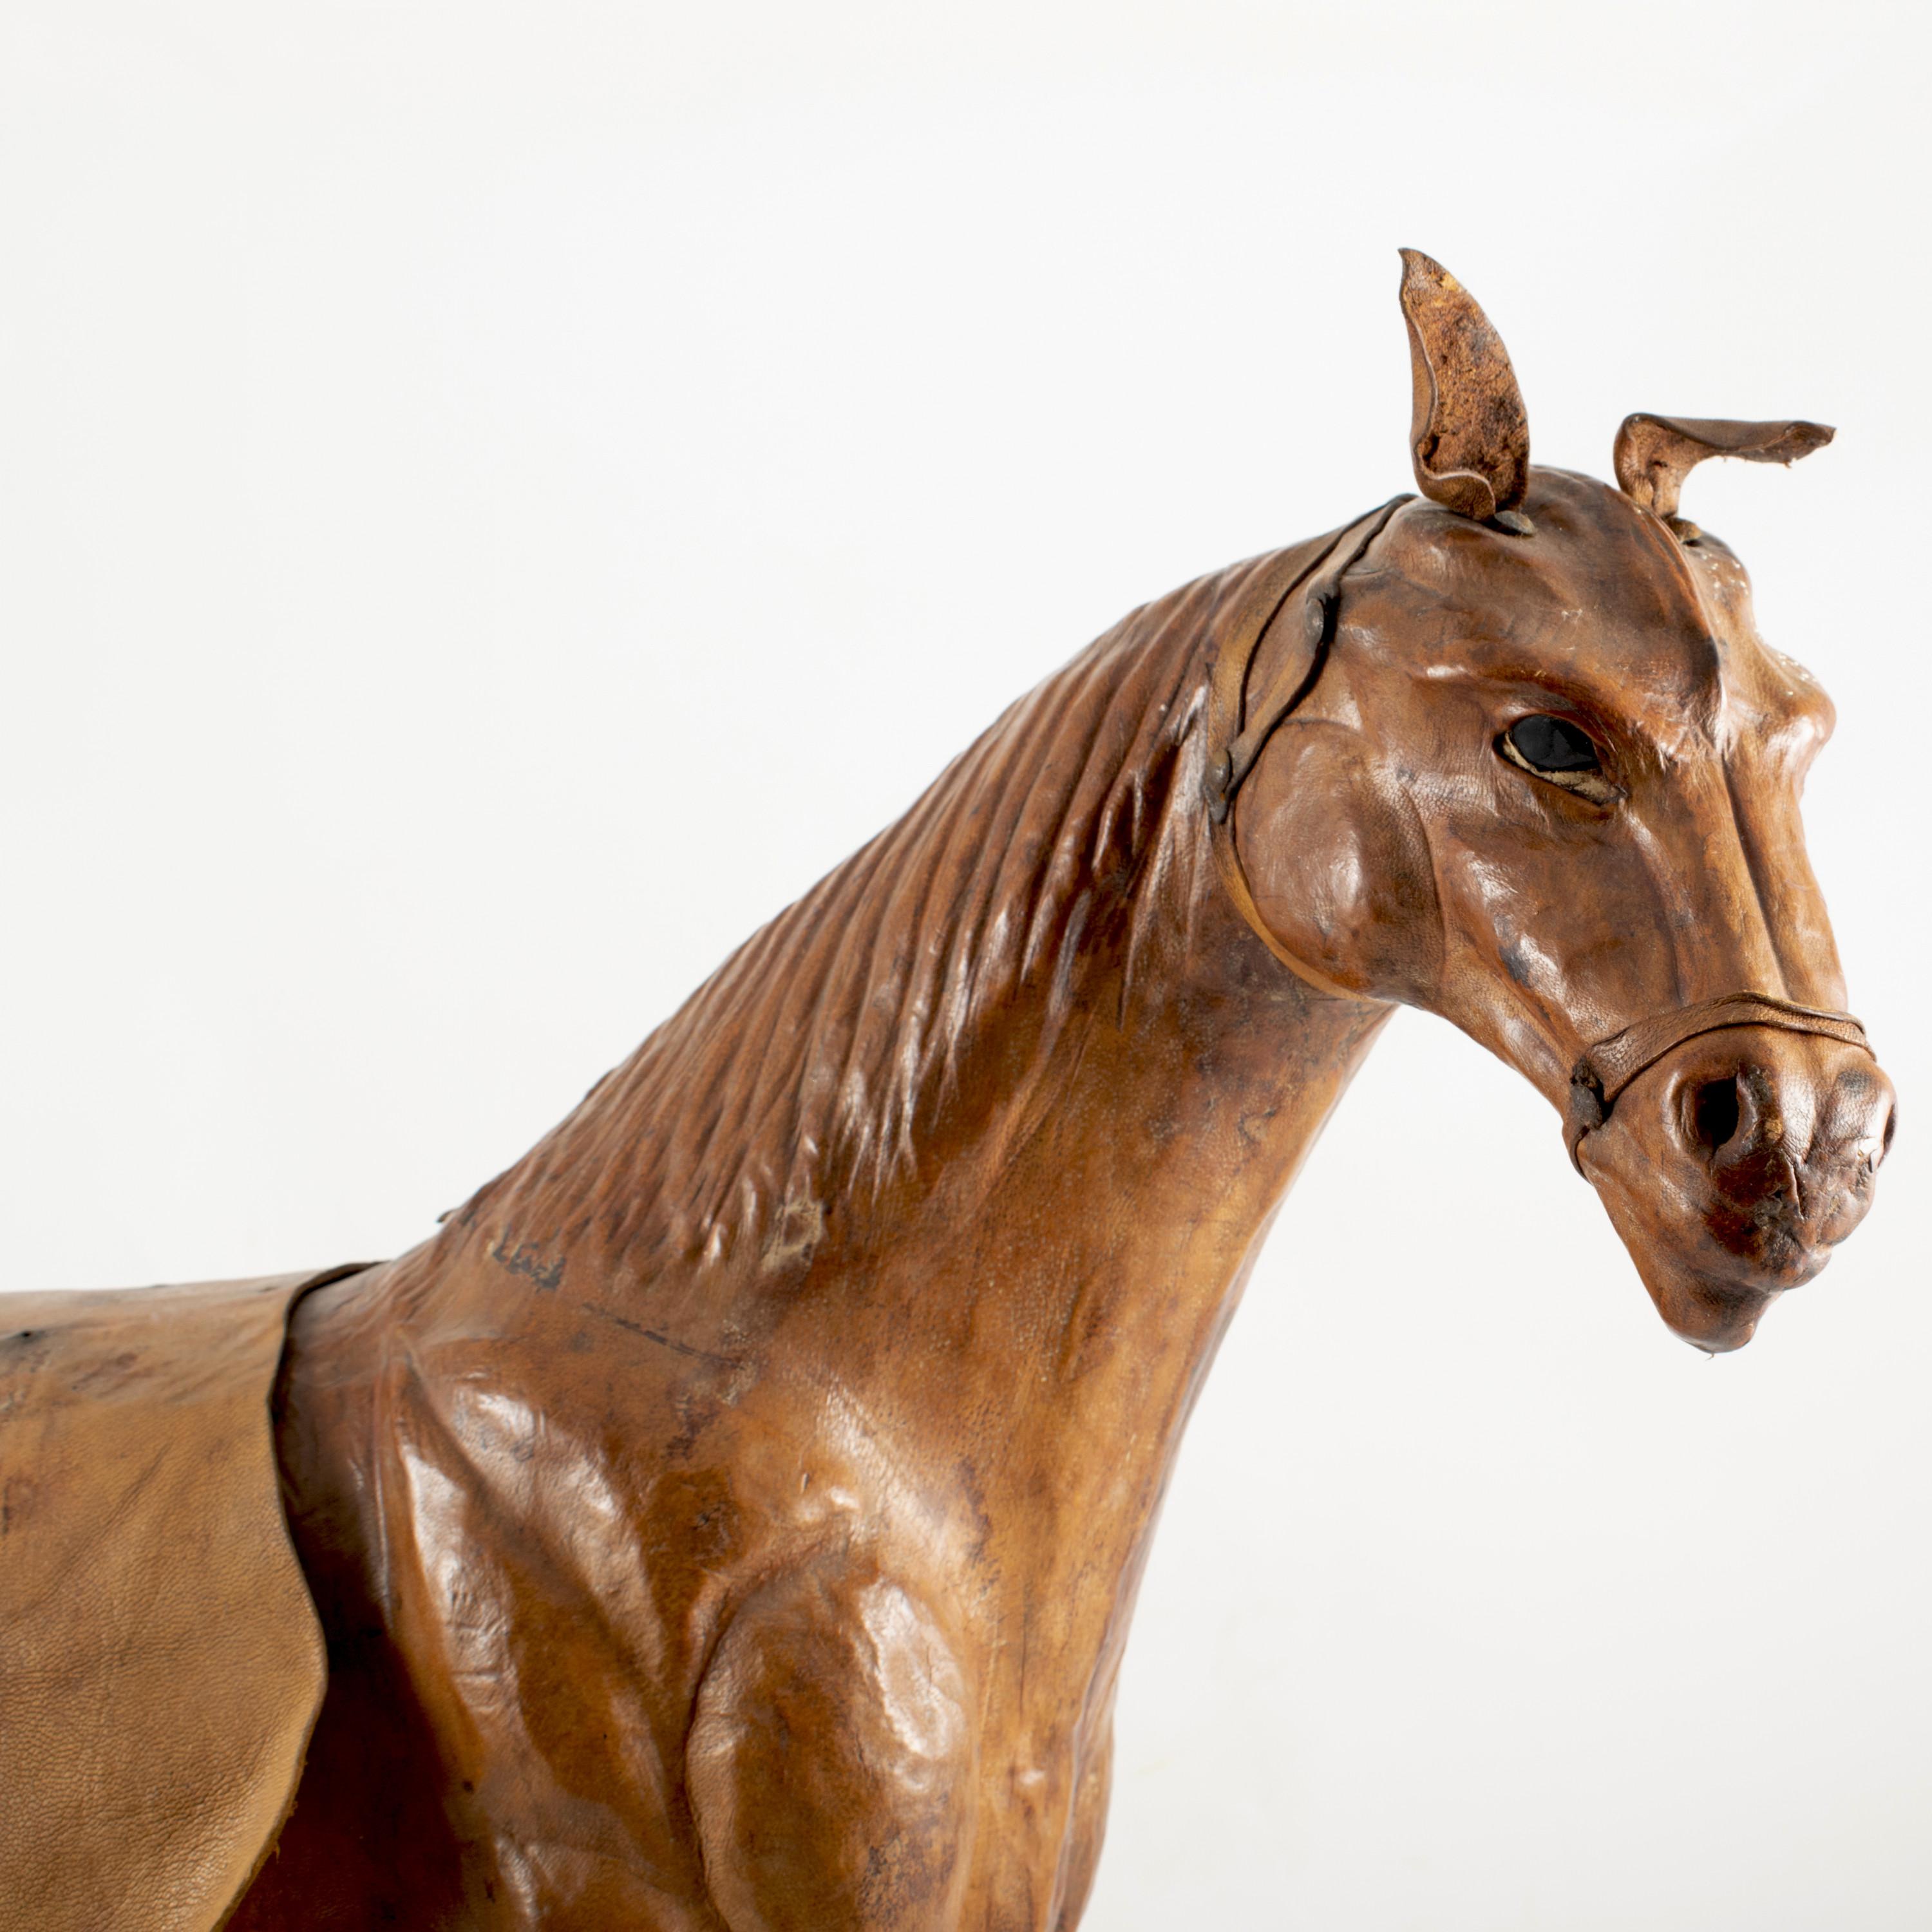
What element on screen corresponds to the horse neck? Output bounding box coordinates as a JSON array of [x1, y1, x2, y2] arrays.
[[433, 541, 1392, 1432], [441, 544, 1391, 1359], [873, 855, 1393, 1454], [324, 574, 1396, 1730], [721, 838, 1399, 1738]]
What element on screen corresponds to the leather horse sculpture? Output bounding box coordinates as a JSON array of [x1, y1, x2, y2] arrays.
[[0, 252, 1895, 1931]]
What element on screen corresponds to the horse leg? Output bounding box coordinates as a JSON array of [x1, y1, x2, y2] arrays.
[[687, 1558, 978, 1932], [1050, 1690, 1115, 1931]]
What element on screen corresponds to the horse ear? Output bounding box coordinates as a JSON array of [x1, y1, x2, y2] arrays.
[[1398, 249, 1531, 523], [1613, 414, 1835, 520]]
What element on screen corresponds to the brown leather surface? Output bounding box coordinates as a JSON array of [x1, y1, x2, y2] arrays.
[[1399, 248, 1531, 520], [0, 1269, 359, 1932], [1611, 413, 1835, 518], [234, 557, 1404, 1931], [184, 254, 1906, 1926]]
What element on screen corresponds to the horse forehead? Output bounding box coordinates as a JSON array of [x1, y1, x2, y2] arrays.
[[1368, 469, 1731, 710]]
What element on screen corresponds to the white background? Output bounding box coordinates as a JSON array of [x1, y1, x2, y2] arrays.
[[3, 4, 1928, 1926]]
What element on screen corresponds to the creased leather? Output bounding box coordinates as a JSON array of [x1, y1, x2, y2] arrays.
[[0, 1267, 361, 1932]]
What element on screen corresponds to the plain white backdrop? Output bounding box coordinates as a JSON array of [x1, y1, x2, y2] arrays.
[[3, 3, 1928, 1926]]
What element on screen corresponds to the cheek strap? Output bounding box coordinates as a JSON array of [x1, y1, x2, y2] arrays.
[[1203, 498, 1409, 998], [1565, 991, 1871, 1172]]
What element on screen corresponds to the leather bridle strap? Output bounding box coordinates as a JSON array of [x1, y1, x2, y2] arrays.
[[1566, 990, 1871, 1171], [1204, 496, 1410, 997], [1204, 497, 1409, 824]]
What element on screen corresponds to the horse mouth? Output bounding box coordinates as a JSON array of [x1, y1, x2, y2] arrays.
[[1585, 1155, 1855, 1352], [1577, 1137, 1875, 1350], [1636, 1259, 1815, 1354]]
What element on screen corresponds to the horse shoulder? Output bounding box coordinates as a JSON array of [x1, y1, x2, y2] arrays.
[[687, 1555, 978, 1932]]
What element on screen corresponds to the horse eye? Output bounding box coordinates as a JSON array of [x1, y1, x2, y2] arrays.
[[1506, 714, 1599, 773], [1495, 714, 1621, 805]]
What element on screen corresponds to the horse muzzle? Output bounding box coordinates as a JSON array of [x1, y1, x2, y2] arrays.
[[1576, 1025, 1895, 1351]]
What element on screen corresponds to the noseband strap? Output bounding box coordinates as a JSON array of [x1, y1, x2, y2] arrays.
[[1566, 991, 1871, 1171]]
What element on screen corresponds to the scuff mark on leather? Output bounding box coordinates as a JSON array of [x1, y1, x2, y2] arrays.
[[489, 1238, 564, 1291], [580, 1300, 743, 1371]]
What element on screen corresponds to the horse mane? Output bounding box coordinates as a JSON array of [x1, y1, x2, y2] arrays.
[[458, 547, 1287, 1276]]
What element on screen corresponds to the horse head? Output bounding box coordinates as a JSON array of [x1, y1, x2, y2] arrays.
[[1208, 251, 1894, 1352]]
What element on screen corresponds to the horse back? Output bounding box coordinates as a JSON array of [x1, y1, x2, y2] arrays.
[[0, 1265, 363, 1932]]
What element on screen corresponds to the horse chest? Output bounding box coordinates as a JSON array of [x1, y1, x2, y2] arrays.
[[358, 1364, 1108, 1930]]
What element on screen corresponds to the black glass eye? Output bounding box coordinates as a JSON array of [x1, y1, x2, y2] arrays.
[[1506, 714, 1599, 773]]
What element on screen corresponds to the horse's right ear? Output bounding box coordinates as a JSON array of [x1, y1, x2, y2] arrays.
[[1398, 249, 1531, 526]]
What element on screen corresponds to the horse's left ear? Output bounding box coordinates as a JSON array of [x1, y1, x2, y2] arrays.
[[1614, 415, 1834, 520], [1399, 249, 1531, 525]]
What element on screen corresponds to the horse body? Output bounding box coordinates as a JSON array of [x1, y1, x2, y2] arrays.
[[233, 547, 1393, 1929], [7, 256, 1895, 1931]]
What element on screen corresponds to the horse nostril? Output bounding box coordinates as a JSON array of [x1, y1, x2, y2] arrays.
[[1685, 1075, 1743, 1155]]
